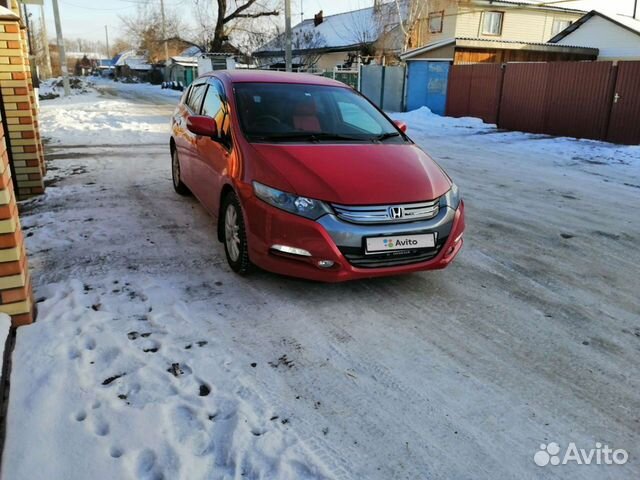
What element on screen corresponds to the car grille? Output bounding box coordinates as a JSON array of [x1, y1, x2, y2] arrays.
[[338, 237, 446, 268], [332, 200, 440, 224]]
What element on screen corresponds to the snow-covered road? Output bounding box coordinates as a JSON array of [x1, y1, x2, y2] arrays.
[[2, 80, 639, 480]]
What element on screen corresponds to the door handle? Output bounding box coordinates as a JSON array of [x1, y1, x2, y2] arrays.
[[614, 93, 620, 103]]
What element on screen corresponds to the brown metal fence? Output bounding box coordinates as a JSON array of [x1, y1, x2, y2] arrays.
[[445, 61, 640, 145], [607, 61, 640, 145], [445, 64, 503, 124]]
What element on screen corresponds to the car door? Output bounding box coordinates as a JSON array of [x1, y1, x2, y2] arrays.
[[176, 81, 207, 190], [193, 79, 233, 216]]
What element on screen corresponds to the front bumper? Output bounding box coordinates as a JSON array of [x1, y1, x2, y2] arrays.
[[240, 189, 465, 282]]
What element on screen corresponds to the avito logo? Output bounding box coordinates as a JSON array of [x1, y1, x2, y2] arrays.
[[393, 239, 419, 247]]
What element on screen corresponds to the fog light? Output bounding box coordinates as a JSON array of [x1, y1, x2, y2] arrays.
[[271, 244, 312, 257], [317, 260, 334, 268]]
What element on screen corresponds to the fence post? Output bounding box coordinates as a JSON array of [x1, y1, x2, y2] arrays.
[[495, 63, 507, 128], [603, 64, 619, 142], [380, 65, 386, 109]]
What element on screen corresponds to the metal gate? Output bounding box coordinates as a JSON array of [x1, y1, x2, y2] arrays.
[[607, 61, 640, 145], [359, 65, 405, 112], [445, 64, 503, 124], [405, 61, 450, 115]]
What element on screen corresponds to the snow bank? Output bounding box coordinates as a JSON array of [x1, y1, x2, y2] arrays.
[[391, 107, 640, 168], [38, 80, 180, 147]]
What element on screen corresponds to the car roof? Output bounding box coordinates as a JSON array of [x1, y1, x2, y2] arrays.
[[200, 69, 348, 87]]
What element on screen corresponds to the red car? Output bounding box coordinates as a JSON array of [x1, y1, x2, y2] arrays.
[[170, 70, 464, 282]]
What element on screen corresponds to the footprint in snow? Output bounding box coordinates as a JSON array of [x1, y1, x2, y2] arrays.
[[84, 337, 97, 351], [94, 419, 110, 437], [110, 446, 124, 459]]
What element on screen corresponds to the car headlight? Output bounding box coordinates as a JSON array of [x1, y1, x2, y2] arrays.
[[253, 181, 332, 220], [440, 183, 461, 209]]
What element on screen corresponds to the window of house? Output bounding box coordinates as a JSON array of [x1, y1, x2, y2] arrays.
[[428, 11, 444, 33], [482, 11, 503, 35], [551, 19, 572, 36]]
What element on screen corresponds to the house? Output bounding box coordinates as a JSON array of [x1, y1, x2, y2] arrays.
[[112, 50, 153, 79], [167, 47, 201, 86], [253, 2, 404, 71], [400, 0, 595, 63], [549, 10, 640, 61]]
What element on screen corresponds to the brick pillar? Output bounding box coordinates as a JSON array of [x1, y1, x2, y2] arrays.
[[0, 119, 32, 326], [0, 3, 45, 199]]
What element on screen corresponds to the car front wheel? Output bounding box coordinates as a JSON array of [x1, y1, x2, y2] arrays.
[[222, 192, 252, 274]]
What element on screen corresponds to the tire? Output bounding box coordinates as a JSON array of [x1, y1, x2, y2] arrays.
[[222, 191, 252, 274], [171, 148, 190, 196]]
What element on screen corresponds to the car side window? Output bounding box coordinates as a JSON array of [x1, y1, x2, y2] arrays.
[[187, 84, 206, 113], [202, 81, 232, 146]]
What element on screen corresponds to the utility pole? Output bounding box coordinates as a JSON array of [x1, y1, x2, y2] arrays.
[[104, 25, 110, 58], [160, 0, 169, 64], [284, 0, 292, 72], [634, 0, 638, 19], [51, 0, 70, 96], [40, 4, 52, 79]]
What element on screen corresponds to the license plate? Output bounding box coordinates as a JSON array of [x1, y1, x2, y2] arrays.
[[365, 233, 436, 254]]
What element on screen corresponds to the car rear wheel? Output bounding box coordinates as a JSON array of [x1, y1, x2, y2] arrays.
[[171, 148, 190, 195], [222, 192, 252, 274]]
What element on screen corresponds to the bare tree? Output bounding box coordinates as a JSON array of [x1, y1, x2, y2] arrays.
[[394, 0, 429, 52], [120, 4, 186, 62], [208, 0, 279, 52]]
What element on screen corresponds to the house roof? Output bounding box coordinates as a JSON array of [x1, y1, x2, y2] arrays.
[[471, 0, 585, 14], [255, 2, 402, 56], [170, 56, 198, 67], [113, 50, 152, 70], [548, 10, 640, 43], [400, 37, 598, 60]]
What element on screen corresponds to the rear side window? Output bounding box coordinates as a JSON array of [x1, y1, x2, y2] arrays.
[[187, 84, 206, 113]]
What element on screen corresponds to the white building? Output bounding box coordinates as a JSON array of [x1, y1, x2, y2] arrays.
[[549, 10, 640, 61]]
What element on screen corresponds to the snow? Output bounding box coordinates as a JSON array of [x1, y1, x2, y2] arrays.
[[38, 77, 182, 146], [2, 81, 639, 480]]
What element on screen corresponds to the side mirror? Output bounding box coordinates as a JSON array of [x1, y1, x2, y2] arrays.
[[393, 120, 408, 133], [187, 115, 218, 137]]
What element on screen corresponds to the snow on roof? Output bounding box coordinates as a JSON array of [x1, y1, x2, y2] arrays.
[[0, 6, 18, 20], [256, 2, 402, 54], [113, 50, 152, 70], [179, 46, 202, 57], [66, 52, 104, 60], [170, 56, 198, 67]]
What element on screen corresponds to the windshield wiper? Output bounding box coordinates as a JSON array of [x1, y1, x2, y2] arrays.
[[374, 132, 402, 142], [251, 132, 364, 142]]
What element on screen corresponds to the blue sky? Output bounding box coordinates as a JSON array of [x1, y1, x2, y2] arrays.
[[32, 0, 639, 44]]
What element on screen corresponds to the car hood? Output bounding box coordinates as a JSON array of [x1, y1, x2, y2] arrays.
[[249, 143, 452, 205]]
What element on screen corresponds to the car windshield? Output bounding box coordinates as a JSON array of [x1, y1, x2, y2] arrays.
[[234, 82, 405, 143]]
